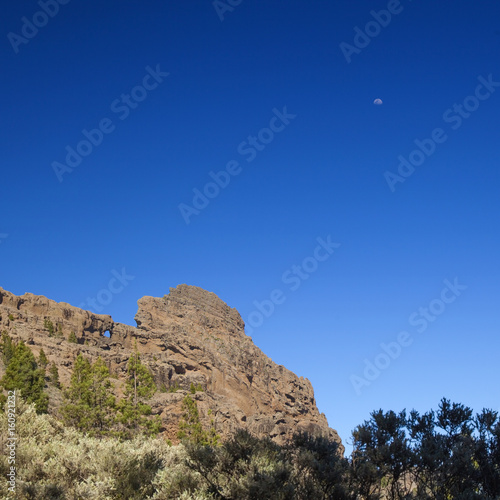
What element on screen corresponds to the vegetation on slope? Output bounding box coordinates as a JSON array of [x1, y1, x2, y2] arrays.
[[1, 331, 499, 499]]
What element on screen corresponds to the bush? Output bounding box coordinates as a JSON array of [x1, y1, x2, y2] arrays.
[[0, 399, 201, 499], [49, 363, 61, 389], [185, 429, 295, 499], [167, 382, 181, 393], [0, 340, 48, 413], [2, 390, 497, 500], [44, 318, 55, 337], [177, 395, 219, 447]]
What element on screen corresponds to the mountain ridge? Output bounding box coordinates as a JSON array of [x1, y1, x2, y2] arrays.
[[0, 284, 342, 450]]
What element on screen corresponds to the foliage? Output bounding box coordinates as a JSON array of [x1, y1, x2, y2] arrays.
[[61, 354, 116, 437], [49, 362, 61, 389], [185, 429, 293, 499], [0, 399, 195, 500], [117, 344, 160, 436], [90, 357, 117, 434], [44, 318, 55, 336], [351, 409, 412, 499], [177, 395, 220, 447], [190, 382, 204, 393], [0, 396, 499, 499], [113, 345, 161, 438], [183, 429, 352, 499], [351, 398, 500, 499], [0, 330, 15, 365], [0, 332, 496, 498], [61, 351, 161, 438], [0, 339, 48, 413], [167, 382, 181, 393], [38, 348, 49, 372], [124, 345, 157, 403], [285, 432, 353, 499], [68, 331, 78, 343], [117, 398, 161, 438], [61, 353, 92, 431]]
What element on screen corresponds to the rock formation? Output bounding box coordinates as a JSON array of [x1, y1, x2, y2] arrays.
[[0, 284, 342, 450]]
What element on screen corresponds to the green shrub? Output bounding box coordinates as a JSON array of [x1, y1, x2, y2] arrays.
[[49, 363, 61, 389], [177, 395, 219, 447], [38, 348, 49, 372], [44, 318, 55, 337], [0, 331, 15, 365], [0, 340, 48, 413], [190, 382, 204, 394], [0, 400, 201, 499]]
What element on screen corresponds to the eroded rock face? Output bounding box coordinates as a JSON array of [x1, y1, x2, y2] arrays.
[[0, 284, 342, 450]]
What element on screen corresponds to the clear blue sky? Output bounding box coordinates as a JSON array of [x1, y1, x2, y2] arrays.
[[2, 0, 499, 455]]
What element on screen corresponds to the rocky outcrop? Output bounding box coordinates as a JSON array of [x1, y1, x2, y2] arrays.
[[0, 284, 342, 450]]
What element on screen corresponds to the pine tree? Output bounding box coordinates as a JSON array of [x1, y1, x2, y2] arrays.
[[0, 332, 12, 411], [61, 354, 93, 431], [117, 344, 160, 436], [68, 331, 78, 343], [89, 357, 115, 434], [44, 318, 55, 336], [38, 349, 49, 373], [49, 362, 60, 389], [177, 395, 219, 446], [126, 345, 157, 406], [0, 340, 48, 413], [178, 395, 205, 444], [0, 331, 15, 365], [61, 354, 116, 436]]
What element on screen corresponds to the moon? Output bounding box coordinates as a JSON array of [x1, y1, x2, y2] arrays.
[[373, 98, 383, 105]]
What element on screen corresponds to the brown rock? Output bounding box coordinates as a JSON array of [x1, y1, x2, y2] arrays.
[[0, 284, 342, 451]]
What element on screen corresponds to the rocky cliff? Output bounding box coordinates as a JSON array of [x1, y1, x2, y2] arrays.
[[0, 284, 342, 449]]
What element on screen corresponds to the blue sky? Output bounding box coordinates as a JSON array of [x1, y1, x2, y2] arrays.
[[1, 0, 499, 454]]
